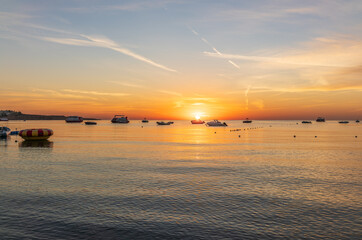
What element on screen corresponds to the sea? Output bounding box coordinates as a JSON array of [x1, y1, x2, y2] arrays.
[[0, 120, 361, 239]]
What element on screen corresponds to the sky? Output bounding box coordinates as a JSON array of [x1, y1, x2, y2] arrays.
[[0, 0, 361, 120]]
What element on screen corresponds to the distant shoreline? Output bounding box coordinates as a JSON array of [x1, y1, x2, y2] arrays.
[[1, 111, 99, 121]]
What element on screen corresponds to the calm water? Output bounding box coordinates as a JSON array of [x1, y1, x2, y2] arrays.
[[0, 120, 361, 239]]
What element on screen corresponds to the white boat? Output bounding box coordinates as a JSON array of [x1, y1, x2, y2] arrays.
[[111, 115, 129, 123], [206, 120, 228, 126], [0, 117, 8, 121], [157, 121, 173, 125], [0, 126, 10, 138], [66, 116, 83, 123]]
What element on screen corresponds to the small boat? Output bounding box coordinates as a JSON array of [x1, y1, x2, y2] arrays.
[[243, 118, 252, 123], [191, 119, 205, 124], [9, 131, 19, 135], [0, 126, 11, 138], [66, 116, 83, 123], [85, 121, 97, 125], [0, 117, 8, 121], [339, 121, 349, 124], [111, 115, 129, 123], [142, 118, 149, 123], [356, 120, 360, 123], [206, 120, 228, 126], [157, 121, 173, 125], [316, 117, 325, 122], [302, 121, 312, 124], [19, 129, 53, 140]]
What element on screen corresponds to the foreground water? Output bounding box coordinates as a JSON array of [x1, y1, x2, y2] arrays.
[[0, 120, 361, 239]]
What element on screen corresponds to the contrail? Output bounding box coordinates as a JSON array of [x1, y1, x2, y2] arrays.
[[190, 28, 240, 69]]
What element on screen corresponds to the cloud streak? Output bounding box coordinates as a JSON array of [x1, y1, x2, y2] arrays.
[[0, 15, 177, 73], [204, 37, 362, 68], [42, 34, 177, 72], [190, 28, 240, 69]]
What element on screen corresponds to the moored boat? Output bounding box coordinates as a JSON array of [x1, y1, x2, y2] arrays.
[[302, 121, 312, 124], [316, 117, 325, 122], [191, 119, 205, 124], [142, 118, 149, 123], [157, 121, 173, 125], [111, 115, 129, 123], [356, 120, 360, 123], [0, 126, 11, 138], [206, 120, 228, 126], [0, 117, 8, 121], [339, 121, 349, 124], [85, 121, 97, 125], [66, 116, 83, 123], [243, 118, 252, 123]]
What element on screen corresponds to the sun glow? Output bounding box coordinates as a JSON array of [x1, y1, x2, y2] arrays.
[[194, 112, 202, 120]]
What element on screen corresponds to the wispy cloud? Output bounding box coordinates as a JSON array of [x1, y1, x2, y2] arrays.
[[42, 34, 177, 72], [0, 15, 177, 72], [190, 28, 240, 69], [107, 81, 145, 89], [157, 90, 183, 96], [66, 0, 175, 13], [62, 89, 130, 96], [204, 37, 362, 68]]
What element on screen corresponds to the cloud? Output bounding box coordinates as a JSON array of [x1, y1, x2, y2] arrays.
[[62, 89, 130, 96], [42, 34, 177, 72], [0, 14, 177, 72], [204, 37, 362, 68], [190, 28, 240, 69], [107, 81, 145, 89], [157, 90, 183, 96]]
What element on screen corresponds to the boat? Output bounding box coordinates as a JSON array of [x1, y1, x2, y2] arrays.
[[191, 119, 205, 124], [142, 118, 149, 123], [0, 117, 8, 121], [339, 121, 349, 124], [316, 117, 325, 122], [356, 120, 360, 123], [85, 121, 97, 125], [19, 128, 53, 140], [243, 118, 252, 123], [66, 116, 83, 123], [206, 120, 228, 126], [302, 121, 312, 124], [111, 115, 129, 123], [0, 127, 11, 138], [157, 121, 173, 125]]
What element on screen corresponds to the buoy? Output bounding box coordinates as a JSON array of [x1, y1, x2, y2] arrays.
[[238, 135, 240, 138], [355, 136, 358, 138], [294, 135, 296, 138], [214, 132, 216, 134], [19, 129, 53, 140], [315, 136, 317, 138]]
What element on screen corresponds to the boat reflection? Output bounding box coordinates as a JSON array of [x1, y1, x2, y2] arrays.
[[19, 140, 54, 148]]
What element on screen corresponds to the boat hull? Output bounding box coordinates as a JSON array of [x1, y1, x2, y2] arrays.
[[191, 120, 205, 124]]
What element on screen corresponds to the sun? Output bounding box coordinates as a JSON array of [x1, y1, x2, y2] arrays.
[[194, 113, 201, 120]]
